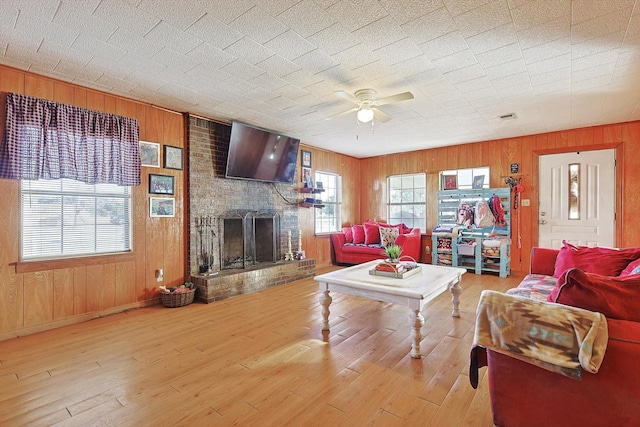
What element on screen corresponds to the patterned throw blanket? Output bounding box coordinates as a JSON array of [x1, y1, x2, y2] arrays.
[[470, 290, 608, 386]]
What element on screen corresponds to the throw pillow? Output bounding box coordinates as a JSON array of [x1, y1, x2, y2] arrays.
[[620, 258, 640, 276], [379, 226, 399, 247], [342, 227, 353, 243], [547, 268, 640, 322], [363, 222, 381, 245], [552, 240, 640, 278], [352, 224, 365, 244]]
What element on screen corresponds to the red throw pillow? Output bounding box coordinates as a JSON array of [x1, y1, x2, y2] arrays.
[[547, 268, 640, 322], [552, 240, 640, 278], [363, 222, 381, 245], [352, 224, 365, 244], [342, 227, 353, 243]]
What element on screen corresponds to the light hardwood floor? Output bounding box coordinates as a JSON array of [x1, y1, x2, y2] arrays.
[[0, 266, 523, 426]]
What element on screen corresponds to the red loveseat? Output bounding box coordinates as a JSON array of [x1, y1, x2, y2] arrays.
[[330, 222, 421, 265], [471, 244, 640, 427]]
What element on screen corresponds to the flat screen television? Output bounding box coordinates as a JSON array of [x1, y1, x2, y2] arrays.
[[225, 122, 300, 184]]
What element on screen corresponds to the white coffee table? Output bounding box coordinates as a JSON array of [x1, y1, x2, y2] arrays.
[[314, 260, 466, 359]]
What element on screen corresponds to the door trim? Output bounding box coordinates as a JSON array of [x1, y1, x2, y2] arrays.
[[532, 142, 624, 248]]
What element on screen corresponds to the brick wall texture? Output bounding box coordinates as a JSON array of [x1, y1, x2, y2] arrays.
[[188, 116, 311, 298]]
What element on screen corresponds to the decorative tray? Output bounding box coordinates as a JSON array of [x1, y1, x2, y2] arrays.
[[369, 261, 422, 279]]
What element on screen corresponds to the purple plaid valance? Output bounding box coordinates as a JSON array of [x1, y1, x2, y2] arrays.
[[0, 92, 141, 186]]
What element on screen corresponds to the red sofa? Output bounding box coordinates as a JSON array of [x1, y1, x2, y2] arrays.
[[471, 244, 640, 427], [330, 223, 421, 265]]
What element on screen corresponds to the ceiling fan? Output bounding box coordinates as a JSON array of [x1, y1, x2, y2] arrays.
[[328, 88, 414, 123]]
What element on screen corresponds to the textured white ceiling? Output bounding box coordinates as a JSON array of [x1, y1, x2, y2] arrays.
[[2, 0, 639, 158]]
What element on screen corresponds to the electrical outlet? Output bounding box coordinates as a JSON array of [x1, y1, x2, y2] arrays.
[[521, 199, 530, 206]]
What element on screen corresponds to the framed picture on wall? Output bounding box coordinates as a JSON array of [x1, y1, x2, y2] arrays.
[[149, 174, 175, 195], [150, 197, 175, 217], [472, 175, 485, 189], [301, 150, 312, 168], [442, 174, 457, 190], [139, 141, 160, 168], [164, 145, 183, 170]]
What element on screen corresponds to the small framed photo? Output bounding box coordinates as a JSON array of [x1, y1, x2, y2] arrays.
[[150, 197, 175, 217], [164, 145, 183, 170], [302, 167, 312, 187], [443, 174, 457, 190], [301, 150, 312, 168], [149, 174, 175, 195], [139, 141, 160, 168], [472, 175, 485, 189]]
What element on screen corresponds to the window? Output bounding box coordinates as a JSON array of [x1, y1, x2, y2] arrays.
[[388, 173, 426, 230], [314, 171, 341, 234], [21, 178, 132, 260], [441, 167, 490, 190]]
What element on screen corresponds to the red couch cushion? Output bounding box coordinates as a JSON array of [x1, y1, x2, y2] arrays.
[[547, 268, 640, 322], [352, 225, 365, 244], [363, 222, 380, 245], [342, 227, 353, 243], [552, 241, 640, 278]]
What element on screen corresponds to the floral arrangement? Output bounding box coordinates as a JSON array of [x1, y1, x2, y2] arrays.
[[159, 282, 195, 294]]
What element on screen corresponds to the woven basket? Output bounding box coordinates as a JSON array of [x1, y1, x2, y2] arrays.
[[160, 288, 196, 308]]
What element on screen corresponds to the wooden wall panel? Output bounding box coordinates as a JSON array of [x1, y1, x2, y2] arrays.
[[53, 268, 74, 319], [355, 120, 640, 273], [23, 271, 54, 327], [73, 267, 87, 315], [86, 265, 105, 312], [0, 65, 186, 339]]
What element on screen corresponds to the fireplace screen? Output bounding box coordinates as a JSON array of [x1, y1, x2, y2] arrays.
[[219, 210, 280, 269]]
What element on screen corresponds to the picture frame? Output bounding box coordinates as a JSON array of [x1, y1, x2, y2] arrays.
[[139, 141, 160, 168], [302, 167, 312, 187], [472, 175, 485, 189], [149, 174, 175, 195], [164, 145, 183, 170], [443, 174, 457, 190], [301, 150, 312, 168], [150, 197, 175, 217]]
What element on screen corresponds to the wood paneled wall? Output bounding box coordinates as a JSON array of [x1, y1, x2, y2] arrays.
[[296, 146, 360, 267], [0, 65, 186, 339], [3, 65, 640, 339], [358, 123, 640, 273]]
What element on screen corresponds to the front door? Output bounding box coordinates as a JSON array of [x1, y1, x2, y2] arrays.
[[538, 149, 615, 248]]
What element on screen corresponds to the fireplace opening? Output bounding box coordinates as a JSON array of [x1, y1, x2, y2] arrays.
[[219, 210, 280, 270]]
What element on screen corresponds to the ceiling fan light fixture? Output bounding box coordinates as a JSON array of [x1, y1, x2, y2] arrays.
[[357, 106, 374, 123]]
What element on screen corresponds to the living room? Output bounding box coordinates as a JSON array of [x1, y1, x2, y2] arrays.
[[1, 1, 640, 425]]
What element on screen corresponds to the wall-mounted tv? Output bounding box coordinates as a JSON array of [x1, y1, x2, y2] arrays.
[[225, 122, 300, 184]]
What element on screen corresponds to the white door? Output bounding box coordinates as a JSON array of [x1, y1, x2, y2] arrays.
[[538, 149, 615, 248]]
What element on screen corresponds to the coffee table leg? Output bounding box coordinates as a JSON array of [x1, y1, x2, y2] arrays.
[[450, 280, 463, 318], [320, 290, 332, 331], [409, 309, 425, 358]]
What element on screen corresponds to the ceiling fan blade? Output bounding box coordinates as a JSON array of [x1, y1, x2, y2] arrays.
[[373, 108, 392, 123], [376, 91, 414, 106], [334, 90, 360, 104], [326, 107, 358, 120]]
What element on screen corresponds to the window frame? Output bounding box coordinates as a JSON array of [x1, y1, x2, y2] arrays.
[[441, 167, 490, 190], [314, 171, 342, 235], [19, 178, 134, 267], [387, 173, 427, 231]]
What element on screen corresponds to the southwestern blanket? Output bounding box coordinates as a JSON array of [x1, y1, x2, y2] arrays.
[[470, 290, 608, 387]]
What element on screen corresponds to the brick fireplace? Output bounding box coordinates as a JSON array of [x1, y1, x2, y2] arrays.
[[188, 116, 315, 302]]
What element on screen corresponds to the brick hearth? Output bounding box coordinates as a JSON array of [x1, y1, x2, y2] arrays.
[[192, 259, 315, 303]]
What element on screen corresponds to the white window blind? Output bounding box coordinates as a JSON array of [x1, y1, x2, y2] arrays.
[[21, 178, 132, 260]]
